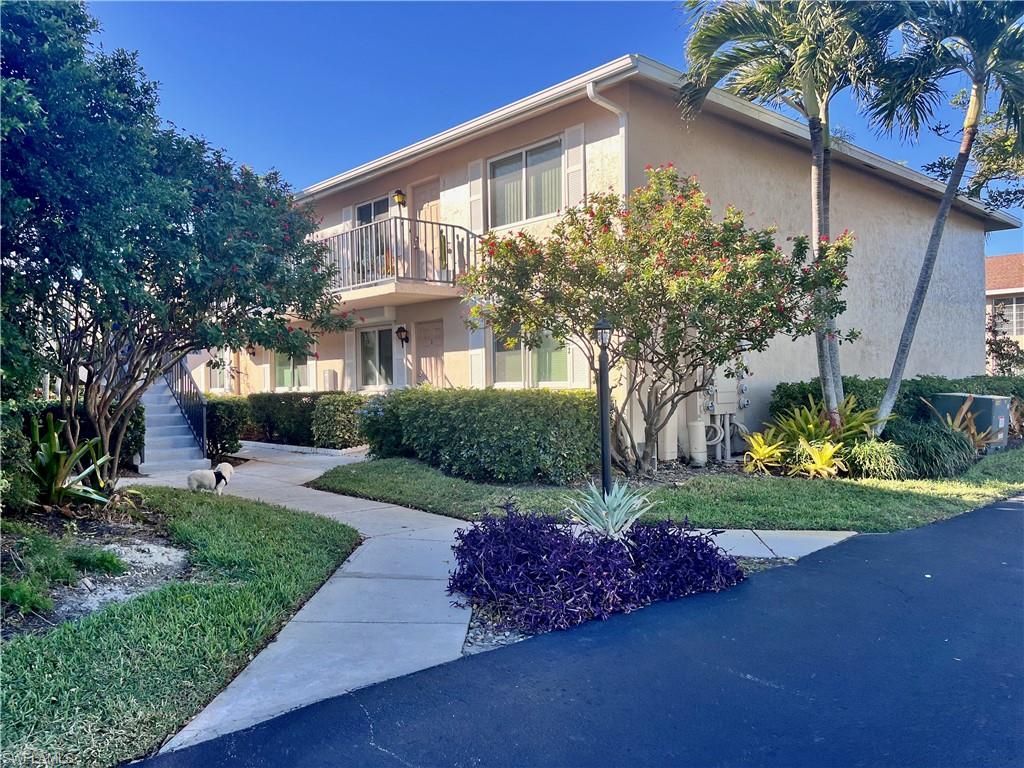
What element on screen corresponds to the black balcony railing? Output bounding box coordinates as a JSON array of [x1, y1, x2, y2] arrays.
[[320, 216, 479, 291]]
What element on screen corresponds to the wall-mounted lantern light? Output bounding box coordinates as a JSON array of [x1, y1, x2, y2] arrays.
[[395, 325, 410, 347], [392, 189, 407, 207]]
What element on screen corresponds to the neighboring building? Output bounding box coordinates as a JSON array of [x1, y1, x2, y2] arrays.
[[191, 54, 1019, 460], [986, 252, 1024, 348]]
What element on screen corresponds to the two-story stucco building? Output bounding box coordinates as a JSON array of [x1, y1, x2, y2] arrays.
[[189, 54, 1019, 461]]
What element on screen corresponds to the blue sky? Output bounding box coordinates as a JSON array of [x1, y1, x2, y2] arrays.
[[89, 1, 1021, 255]]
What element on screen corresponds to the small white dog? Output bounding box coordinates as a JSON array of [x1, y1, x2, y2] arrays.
[[187, 462, 235, 495]]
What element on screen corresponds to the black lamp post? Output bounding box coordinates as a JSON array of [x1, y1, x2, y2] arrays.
[[595, 317, 613, 498]]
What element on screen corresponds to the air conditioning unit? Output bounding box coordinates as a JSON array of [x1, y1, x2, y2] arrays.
[[322, 369, 339, 391], [928, 392, 1010, 452]]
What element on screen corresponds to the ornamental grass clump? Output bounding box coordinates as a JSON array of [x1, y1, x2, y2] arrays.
[[448, 505, 743, 633]]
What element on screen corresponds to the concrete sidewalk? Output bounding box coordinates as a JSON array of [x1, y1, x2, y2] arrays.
[[131, 444, 472, 752], [128, 444, 853, 752]]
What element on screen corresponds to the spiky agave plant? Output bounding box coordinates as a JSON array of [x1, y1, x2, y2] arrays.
[[562, 482, 657, 540]]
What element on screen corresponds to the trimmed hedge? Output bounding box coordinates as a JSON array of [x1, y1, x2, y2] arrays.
[[311, 393, 366, 449], [247, 392, 327, 446], [206, 396, 252, 461], [358, 391, 411, 459], [770, 374, 1024, 423], [360, 388, 599, 484]]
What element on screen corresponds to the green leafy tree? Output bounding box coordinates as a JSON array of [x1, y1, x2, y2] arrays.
[[868, 1, 1023, 430], [1, 1, 346, 482], [461, 167, 852, 475], [680, 0, 901, 425]]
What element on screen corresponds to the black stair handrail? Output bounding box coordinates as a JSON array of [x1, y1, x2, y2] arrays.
[[161, 353, 208, 458]]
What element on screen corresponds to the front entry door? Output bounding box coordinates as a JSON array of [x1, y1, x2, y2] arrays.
[[415, 320, 445, 386], [411, 179, 444, 281]]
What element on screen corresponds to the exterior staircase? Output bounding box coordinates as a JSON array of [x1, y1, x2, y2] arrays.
[[139, 376, 209, 474]]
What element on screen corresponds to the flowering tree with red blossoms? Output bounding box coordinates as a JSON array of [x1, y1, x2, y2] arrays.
[[462, 166, 853, 474]]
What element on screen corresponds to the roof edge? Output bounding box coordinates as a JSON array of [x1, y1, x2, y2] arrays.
[[299, 53, 1019, 233]]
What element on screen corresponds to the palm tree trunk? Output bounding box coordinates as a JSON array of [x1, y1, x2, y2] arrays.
[[809, 115, 840, 425], [875, 84, 983, 432], [822, 129, 844, 402]]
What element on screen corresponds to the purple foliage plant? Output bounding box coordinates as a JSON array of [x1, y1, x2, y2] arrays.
[[448, 503, 745, 633]]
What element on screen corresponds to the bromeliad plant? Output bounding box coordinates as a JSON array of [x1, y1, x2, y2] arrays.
[[563, 482, 657, 540], [29, 413, 110, 507], [742, 429, 787, 475], [788, 438, 848, 479]]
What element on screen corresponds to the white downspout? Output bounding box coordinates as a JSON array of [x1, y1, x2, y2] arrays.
[[586, 81, 628, 198], [587, 79, 634, 461]]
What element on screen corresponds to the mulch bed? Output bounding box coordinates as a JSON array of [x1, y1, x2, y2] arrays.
[[1, 503, 191, 640]]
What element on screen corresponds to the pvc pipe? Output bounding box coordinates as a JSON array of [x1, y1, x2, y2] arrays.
[[687, 421, 708, 467], [723, 413, 734, 462]]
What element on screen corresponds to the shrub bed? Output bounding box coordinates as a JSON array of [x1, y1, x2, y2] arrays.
[[449, 507, 744, 633], [247, 392, 327, 446], [311, 393, 366, 449], [769, 374, 1024, 422], [361, 388, 599, 484], [884, 420, 977, 479], [206, 396, 252, 460]]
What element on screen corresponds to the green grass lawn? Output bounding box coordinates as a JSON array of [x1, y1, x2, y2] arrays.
[[1, 487, 360, 768], [310, 449, 1024, 533]]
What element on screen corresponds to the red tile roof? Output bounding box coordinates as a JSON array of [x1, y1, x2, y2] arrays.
[[986, 253, 1024, 292]]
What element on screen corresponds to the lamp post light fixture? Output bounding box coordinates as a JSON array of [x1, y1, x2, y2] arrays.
[[392, 189, 407, 208], [594, 317, 613, 498], [395, 325, 410, 347]]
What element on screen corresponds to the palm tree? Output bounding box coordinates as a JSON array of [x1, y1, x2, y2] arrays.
[[869, 1, 1023, 430], [680, 1, 899, 423]]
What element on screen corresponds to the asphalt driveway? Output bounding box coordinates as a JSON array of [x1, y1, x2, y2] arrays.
[[145, 496, 1024, 768]]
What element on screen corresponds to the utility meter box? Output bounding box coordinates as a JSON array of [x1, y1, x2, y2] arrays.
[[929, 392, 1010, 452]]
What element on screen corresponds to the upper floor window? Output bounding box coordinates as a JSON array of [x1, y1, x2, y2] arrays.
[[356, 196, 389, 227], [489, 139, 562, 228], [993, 297, 1024, 336]]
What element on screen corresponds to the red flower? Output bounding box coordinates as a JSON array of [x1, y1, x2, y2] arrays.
[[644, 163, 653, 171], [712, 241, 722, 247]]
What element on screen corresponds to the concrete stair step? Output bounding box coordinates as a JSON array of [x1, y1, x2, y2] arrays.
[[144, 405, 183, 417], [147, 430, 194, 443], [144, 446, 204, 463], [145, 435, 201, 451], [147, 413, 189, 427], [139, 458, 211, 474]]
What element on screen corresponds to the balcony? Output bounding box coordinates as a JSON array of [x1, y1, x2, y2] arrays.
[[319, 217, 479, 309]]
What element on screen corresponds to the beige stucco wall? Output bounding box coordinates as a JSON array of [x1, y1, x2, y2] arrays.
[[626, 81, 989, 429], [308, 86, 626, 237]]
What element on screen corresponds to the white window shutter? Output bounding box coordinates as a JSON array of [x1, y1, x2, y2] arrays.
[[468, 325, 486, 388], [564, 124, 585, 208], [391, 325, 407, 388], [570, 341, 591, 388], [468, 159, 484, 233], [338, 206, 354, 287], [343, 330, 357, 391]]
